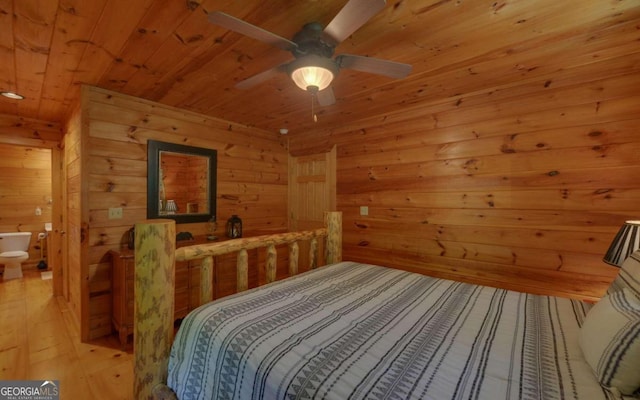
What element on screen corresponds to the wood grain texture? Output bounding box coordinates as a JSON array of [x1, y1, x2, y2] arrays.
[[0, 0, 637, 338], [199, 256, 213, 305], [325, 211, 342, 265], [63, 107, 85, 337], [236, 249, 248, 292], [79, 86, 287, 339], [288, 56, 636, 302], [175, 229, 328, 260], [133, 219, 175, 400], [0, 114, 62, 148], [0, 271, 135, 400], [288, 241, 299, 276], [1, 0, 638, 136], [288, 147, 337, 270], [265, 244, 277, 283], [309, 237, 318, 270]]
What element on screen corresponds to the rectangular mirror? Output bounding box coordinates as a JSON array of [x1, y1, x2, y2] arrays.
[[147, 139, 217, 223]]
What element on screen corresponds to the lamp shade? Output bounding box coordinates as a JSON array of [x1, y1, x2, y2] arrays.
[[288, 55, 338, 92], [603, 220, 640, 267], [165, 199, 177, 214]]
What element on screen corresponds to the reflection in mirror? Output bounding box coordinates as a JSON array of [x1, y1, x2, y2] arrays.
[[159, 151, 209, 216], [147, 140, 217, 223]]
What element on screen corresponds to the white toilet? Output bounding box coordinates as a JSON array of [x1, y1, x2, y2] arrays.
[[0, 232, 32, 280]]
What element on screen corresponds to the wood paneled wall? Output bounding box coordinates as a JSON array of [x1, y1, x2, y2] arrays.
[[0, 114, 62, 148], [79, 86, 288, 339], [288, 60, 638, 302]]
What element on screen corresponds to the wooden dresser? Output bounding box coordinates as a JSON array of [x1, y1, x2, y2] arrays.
[[110, 243, 203, 347]]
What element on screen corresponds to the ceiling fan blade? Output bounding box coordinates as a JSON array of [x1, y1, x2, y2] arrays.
[[316, 87, 336, 106], [235, 64, 288, 90], [208, 11, 297, 51], [323, 0, 386, 44], [337, 54, 412, 79]]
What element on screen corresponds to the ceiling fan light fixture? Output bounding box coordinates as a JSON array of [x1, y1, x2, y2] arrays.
[[288, 55, 338, 92], [291, 66, 334, 91]]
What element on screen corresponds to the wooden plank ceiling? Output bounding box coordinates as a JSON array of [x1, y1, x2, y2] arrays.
[[0, 0, 638, 134]]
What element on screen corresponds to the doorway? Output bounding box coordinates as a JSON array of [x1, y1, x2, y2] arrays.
[[0, 143, 63, 297], [288, 146, 337, 270]]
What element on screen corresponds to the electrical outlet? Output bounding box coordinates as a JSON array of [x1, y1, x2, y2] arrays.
[[360, 206, 369, 216], [108, 207, 123, 219]]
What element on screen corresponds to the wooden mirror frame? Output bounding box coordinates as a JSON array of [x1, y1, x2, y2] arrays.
[[147, 139, 217, 223]]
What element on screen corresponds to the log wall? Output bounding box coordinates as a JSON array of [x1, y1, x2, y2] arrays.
[[79, 86, 288, 340], [288, 56, 638, 302]]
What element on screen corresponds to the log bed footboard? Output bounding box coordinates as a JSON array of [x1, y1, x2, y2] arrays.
[[134, 211, 342, 399]]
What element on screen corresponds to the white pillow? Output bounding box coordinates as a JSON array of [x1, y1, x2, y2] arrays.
[[579, 288, 640, 395]]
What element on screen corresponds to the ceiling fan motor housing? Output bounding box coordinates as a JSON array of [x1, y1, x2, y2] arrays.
[[292, 22, 336, 59], [287, 22, 340, 92]]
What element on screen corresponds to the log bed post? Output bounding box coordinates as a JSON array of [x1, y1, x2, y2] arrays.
[[133, 219, 176, 400], [237, 249, 248, 292], [200, 256, 214, 304], [309, 237, 318, 269], [325, 211, 342, 264], [266, 244, 277, 283], [288, 242, 299, 276]]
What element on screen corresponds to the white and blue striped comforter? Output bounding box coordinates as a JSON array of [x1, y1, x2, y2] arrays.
[[168, 261, 612, 400]]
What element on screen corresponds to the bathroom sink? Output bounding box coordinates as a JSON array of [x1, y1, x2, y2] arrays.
[[45, 223, 52, 232]]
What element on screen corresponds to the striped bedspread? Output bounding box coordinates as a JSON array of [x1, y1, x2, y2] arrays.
[[168, 261, 612, 400]]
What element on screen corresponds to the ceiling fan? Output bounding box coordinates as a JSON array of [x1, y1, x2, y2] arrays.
[[208, 0, 412, 108]]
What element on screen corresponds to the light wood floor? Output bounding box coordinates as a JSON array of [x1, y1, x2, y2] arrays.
[[0, 270, 134, 399]]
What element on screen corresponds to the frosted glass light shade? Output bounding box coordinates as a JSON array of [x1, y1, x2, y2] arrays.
[[290, 66, 334, 91], [288, 55, 338, 92]]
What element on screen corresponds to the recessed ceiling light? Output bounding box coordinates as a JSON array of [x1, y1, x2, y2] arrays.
[[1, 91, 25, 100]]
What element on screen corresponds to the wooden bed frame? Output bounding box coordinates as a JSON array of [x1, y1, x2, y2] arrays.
[[133, 211, 342, 399]]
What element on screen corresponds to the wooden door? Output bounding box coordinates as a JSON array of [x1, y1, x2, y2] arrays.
[[288, 146, 336, 271]]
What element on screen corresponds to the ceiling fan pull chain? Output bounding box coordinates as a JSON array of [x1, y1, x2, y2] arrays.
[[312, 93, 318, 122]]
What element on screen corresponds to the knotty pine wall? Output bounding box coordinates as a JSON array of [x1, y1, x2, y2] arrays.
[[77, 86, 288, 340], [288, 65, 638, 302]]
